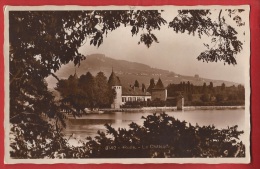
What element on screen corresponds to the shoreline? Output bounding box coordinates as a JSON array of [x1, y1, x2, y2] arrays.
[[99, 105, 245, 113]]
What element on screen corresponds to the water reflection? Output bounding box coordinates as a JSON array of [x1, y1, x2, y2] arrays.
[[64, 109, 245, 143]]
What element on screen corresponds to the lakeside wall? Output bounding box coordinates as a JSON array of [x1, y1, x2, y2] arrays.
[[100, 106, 245, 112]]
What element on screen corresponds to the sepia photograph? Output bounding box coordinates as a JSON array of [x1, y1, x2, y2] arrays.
[[4, 5, 250, 164]]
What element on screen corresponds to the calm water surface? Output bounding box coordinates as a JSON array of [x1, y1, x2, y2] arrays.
[[64, 109, 245, 145]]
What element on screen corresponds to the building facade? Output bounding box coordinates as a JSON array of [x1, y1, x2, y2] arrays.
[[121, 86, 151, 105], [151, 78, 167, 101], [108, 71, 167, 108]]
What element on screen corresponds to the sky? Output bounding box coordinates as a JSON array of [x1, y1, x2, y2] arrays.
[[68, 9, 249, 85]]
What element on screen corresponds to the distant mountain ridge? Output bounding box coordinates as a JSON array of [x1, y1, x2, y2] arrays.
[[47, 54, 240, 89], [77, 54, 172, 77]]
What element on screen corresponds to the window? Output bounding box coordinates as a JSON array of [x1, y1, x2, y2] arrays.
[[122, 97, 126, 102]]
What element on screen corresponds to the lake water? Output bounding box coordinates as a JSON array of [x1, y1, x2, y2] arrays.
[[64, 109, 245, 146]]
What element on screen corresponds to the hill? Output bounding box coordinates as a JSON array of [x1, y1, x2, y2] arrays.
[[46, 54, 240, 89]]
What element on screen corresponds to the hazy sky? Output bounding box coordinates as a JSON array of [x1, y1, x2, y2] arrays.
[[75, 9, 249, 84]]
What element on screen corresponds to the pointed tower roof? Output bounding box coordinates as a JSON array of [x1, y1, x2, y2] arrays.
[[108, 69, 121, 86], [153, 78, 165, 89]]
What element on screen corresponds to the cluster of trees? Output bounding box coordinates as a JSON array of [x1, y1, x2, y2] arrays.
[[56, 72, 115, 113], [167, 82, 245, 106], [131, 80, 147, 92], [9, 9, 246, 158], [147, 78, 156, 93], [10, 10, 168, 158]]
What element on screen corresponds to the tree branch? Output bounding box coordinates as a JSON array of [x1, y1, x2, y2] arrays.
[[51, 73, 60, 82], [10, 112, 38, 121], [15, 122, 49, 128], [218, 9, 223, 30], [10, 69, 21, 85]]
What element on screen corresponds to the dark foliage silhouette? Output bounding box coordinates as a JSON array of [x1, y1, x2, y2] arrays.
[[169, 9, 244, 65]]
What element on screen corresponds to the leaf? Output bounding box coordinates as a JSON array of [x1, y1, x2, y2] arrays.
[[131, 26, 136, 36], [211, 38, 216, 42]]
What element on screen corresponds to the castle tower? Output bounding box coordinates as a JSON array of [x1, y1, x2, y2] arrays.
[[151, 78, 167, 101], [108, 69, 122, 109]]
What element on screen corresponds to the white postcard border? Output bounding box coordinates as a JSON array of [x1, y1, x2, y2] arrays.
[[4, 5, 251, 164]]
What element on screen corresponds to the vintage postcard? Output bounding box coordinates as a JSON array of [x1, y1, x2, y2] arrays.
[[4, 5, 251, 164]]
